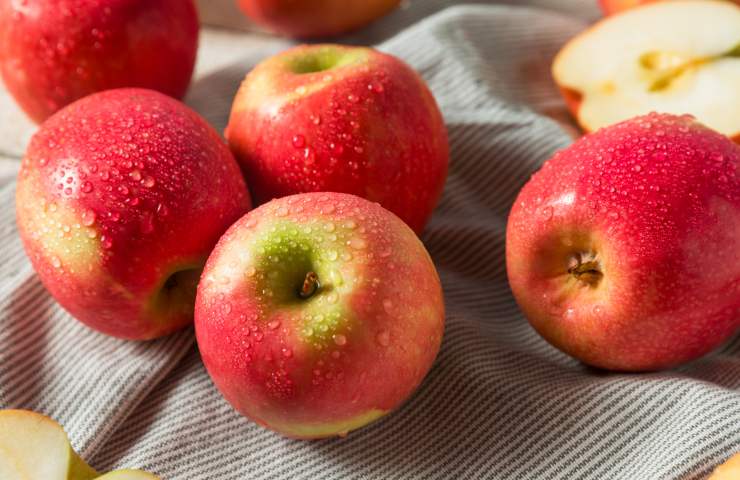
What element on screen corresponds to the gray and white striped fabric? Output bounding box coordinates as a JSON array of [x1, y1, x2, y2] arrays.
[[1, 3, 739, 479]]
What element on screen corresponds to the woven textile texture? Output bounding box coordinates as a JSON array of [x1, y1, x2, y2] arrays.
[[1, 3, 738, 479]]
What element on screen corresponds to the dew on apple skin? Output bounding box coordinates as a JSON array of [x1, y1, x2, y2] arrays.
[[382, 298, 394, 315], [51, 256, 62, 269], [81, 209, 96, 226], [333, 334, 347, 346], [376, 330, 390, 347], [268, 320, 280, 330], [282, 347, 293, 358], [349, 238, 367, 250], [292, 134, 306, 148]]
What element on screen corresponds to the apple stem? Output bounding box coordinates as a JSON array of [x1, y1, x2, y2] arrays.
[[299, 272, 320, 299], [568, 260, 603, 286]]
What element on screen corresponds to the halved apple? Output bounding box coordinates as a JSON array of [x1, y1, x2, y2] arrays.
[[0, 410, 160, 480], [709, 452, 740, 480], [0, 410, 97, 480], [554, 0, 740, 141]]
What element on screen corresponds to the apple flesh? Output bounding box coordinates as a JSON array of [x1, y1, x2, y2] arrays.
[[0, 410, 97, 480], [226, 44, 449, 235], [506, 113, 740, 371], [195, 192, 445, 438], [16, 88, 251, 340], [0, 410, 161, 480], [554, 0, 740, 141], [709, 453, 740, 480], [236, 0, 400, 38], [0, 0, 199, 123]]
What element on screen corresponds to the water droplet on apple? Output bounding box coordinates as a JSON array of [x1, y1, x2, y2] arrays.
[[326, 250, 338, 261], [142, 176, 156, 188], [333, 334, 347, 346], [223, 303, 232, 314], [608, 211, 620, 220], [268, 320, 280, 330], [51, 256, 61, 268], [376, 330, 390, 347], [540, 206, 553, 220], [292, 134, 305, 148], [344, 220, 357, 230], [326, 292, 338, 304], [383, 299, 394, 315], [81, 210, 96, 226], [276, 206, 289, 217], [340, 252, 352, 261], [101, 235, 113, 249], [81, 181, 93, 193], [282, 347, 293, 358], [349, 238, 367, 250], [331, 350, 341, 359], [130, 170, 142, 181]]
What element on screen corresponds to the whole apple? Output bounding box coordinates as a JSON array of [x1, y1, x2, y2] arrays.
[[195, 192, 445, 438], [16, 88, 251, 340], [506, 113, 739, 371], [237, 0, 400, 38], [0, 0, 199, 123], [226, 44, 449, 235]]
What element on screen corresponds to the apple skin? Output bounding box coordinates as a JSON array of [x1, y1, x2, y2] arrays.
[[0, 0, 199, 123], [599, 0, 740, 15], [236, 0, 400, 38], [506, 113, 740, 371], [194, 192, 445, 438], [226, 44, 449, 235], [16, 88, 251, 340]]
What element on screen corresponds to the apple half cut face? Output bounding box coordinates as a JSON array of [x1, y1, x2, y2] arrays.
[[553, 0, 740, 140], [0, 410, 162, 480], [0, 410, 97, 480]]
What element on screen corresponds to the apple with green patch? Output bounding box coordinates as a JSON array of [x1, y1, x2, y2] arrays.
[[195, 192, 445, 438], [0, 409, 161, 479], [506, 113, 740, 371], [226, 44, 449, 234], [0, 0, 199, 123], [236, 0, 400, 38], [554, 0, 740, 142], [16, 88, 251, 340]]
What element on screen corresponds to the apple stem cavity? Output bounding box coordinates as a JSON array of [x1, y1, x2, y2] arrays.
[[641, 42, 740, 92], [298, 271, 320, 299], [567, 253, 603, 287]]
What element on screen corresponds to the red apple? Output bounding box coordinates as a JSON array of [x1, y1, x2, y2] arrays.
[[0, 0, 199, 123], [506, 113, 740, 371], [195, 192, 445, 438], [600, 0, 740, 16], [16, 88, 251, 340], [236, 0, 400, 38], [226, 44, 449, 235]]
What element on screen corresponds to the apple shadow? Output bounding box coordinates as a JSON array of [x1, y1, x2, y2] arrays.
[[185, 64, 250, 136], [0, 275, 59, 409]]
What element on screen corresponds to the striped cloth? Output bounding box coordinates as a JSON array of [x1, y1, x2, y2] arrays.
[[1, 3, 739, 479]]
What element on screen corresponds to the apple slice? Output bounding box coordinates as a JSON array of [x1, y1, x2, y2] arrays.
[[554, 0, 740, 141], [95, 470, 161, 480], [709, 453, 740, 480], [0, 410, 98, 480]]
